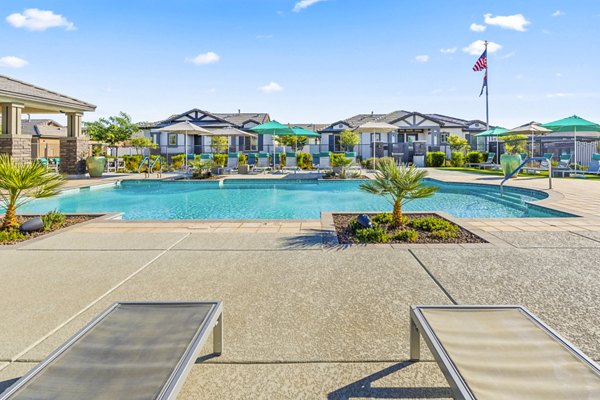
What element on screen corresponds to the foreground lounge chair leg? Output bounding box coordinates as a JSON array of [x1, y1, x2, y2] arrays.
[[214, 312, 223, 355], [409, 317, 420, 361]]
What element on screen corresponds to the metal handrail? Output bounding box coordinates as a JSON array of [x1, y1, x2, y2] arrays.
[[137, 156, 150, 173], [500, 157, 552, 194], [150, 157, 162, 178]]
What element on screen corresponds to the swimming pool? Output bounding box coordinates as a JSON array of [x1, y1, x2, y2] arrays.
[[18, 178, 574, 220]]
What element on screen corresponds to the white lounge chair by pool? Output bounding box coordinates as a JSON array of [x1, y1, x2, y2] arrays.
[[410, 305, 600, 399], [224, 152, 239, 174], [282, 151, 300, 173]]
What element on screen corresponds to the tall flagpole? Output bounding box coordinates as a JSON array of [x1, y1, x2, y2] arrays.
[[484, 40, 489, 131]]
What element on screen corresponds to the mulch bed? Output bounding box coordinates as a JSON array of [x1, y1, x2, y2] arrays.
[[0, 215, 95, 245], [334, 213, 486, 244]]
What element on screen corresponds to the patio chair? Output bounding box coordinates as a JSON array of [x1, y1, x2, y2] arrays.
[[344, 151, 358, 164], [48, 157, 60, 173], [224, 152, 239, 173], [282, 151, 300, 173], [558, 153, 572, 168], [312, 153, 321, 169], [466, 152, 497, 169], [247, 153, 258, 168], [200, 153, 213, 161], [410, 305, 600, 400], [587, 153, 600, 175], [35, 158, 49, 169], [252, 152, 271, 174], [540, 152, 553, 169], [0, 301, 223, 400]]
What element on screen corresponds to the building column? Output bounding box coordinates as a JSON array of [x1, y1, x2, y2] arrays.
[[0, 102, 31, 162], [60, 112, 89, 174]]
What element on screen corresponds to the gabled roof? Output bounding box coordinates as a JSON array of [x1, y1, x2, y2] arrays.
[[213, 112, 270, 126], [321, 113, 386, 132], [0, 75, 96, 112], [140, 109, 271, 130]]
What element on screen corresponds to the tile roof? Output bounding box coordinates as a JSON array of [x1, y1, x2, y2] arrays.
[[0, 75, 96, 111], [213, 112, 270, 126], [21, 119, 66, 137]]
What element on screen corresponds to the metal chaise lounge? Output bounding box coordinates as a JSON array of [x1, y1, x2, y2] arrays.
[[317, 151, 332, 173], [282, 151, 300, 173], [410, 305, 600, 399], [0, 301, 223, 400], [252, 152, 271, 174], [466, 152, 497, 169], [224, 152, 239, 174]]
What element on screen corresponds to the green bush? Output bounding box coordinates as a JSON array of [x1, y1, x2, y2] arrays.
[[354, 227, 389, 243], [372, 213, 393, 225], [0, 230, 26, 242], [171, 154, 185, 169], [466, 151, 483, 164], [482, 151, 489, 162], [123, 155, 143, 172], [297, 153, 313, 169], [41, 211, 66, 231], [569, 163, 588, 171], [392, 229, 419, 242], [429, 229, 459, 240], [409, 216, 458, 234], [213, 154, 227, 166], [426, 152, 446, 167], [450, 152, 465, 167], [330, 153, 346, 167], [239, 153, 248, 165]]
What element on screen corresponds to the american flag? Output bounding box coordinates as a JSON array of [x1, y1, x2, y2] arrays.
[[479, 71, 487, 97], [472, 49, 487, 71]]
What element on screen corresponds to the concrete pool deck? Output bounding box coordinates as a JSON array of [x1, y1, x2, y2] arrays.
[[0, 170, 599, 398]]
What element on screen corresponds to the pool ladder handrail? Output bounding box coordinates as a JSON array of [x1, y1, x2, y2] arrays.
[[500, 157, 552, 194], [150, 157, 162, 178], [137, 157, 150, 174]]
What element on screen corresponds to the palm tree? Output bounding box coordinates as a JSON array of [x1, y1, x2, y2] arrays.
[[0, 155, 65, 230], [359, 159, 437, 227]]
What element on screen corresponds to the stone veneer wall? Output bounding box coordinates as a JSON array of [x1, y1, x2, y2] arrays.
[[0, 135, 32, 163], [60, 137, 90, 174]]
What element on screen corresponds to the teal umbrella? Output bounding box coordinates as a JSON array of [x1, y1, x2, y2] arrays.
[[290, 126, 320, 137], [542, 115, 600, 173], [250, 121, 314, 167], [475, 127, 509, 137]]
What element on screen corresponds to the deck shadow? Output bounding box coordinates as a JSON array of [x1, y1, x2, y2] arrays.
[[327, 361, 451, 399], [0, 377, 19, 396]]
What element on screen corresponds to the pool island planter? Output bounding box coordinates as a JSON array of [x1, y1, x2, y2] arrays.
[[332, 212, 487, 245]]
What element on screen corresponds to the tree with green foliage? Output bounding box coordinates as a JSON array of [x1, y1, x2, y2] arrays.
[[210, 136, 229, 153], [340, 129, 360, 151], [447, 134, 470, 154], [0, 155, 64, 230], [130, 136, 157, 155], [359, 159, 437, 227], [275, 135, 308, 151], [501, 134, 528, 154], [85, 112, 140, 157]]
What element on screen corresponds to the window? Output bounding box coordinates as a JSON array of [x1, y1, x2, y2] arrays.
[[242, 136, 257, 151], [333, 135, 342, 152], [168, 133, 177, 146], [440, 132, 450, 143], [152, 133, 159, 144]]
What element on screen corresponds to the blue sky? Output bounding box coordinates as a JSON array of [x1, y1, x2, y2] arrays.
[[1, 0, 599, 128]]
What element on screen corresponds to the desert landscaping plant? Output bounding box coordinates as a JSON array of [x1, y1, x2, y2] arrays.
[[359, 159, 437, 227], [0, 155, 65, 230]]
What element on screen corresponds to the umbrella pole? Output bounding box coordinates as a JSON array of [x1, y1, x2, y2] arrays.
[[574, 127, 577, 173]]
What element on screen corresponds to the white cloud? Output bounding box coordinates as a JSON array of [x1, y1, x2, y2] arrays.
[[552, 10, 564, 17], [440, 47, 457, 54], [0, 56, 28, 68], [6, 8, 75, 31], [546, 92, 574, 98], [186, 51, 220, 65], [293, 0, 326, 12], [415, 54, 429, 63], [483, 13, 530, 32], [470, 23, 486, 32], [260, 82, 283, 93], [462, 40, 502, 55]]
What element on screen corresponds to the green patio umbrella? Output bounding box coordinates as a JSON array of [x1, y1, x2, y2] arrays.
[[250, 121, 299, 168], [542, 115, 600, 173], [475, 127, 509, 137]]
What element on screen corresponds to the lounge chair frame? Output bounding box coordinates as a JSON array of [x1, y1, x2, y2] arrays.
[[0, 301, 223, 400], [409, 304, 600, 400]]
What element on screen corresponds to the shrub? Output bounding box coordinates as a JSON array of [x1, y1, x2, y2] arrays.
[[481, 151, 489, 162], [393, 229, 419, 242], [372, 213, 393, 225], [213, 154, 227, 166], [171, 154, 185, 170], [429, 229, 460, 240], [330, 153, 346, 167], [466, 151, 483, 164], [297, 153, 313, 169], [348, 218, 361, 233], [123, 155, 144, 172], [450, 152, 465, 167], [0, 230, 26, 242], [569, 163, 588, 171], [239, 153, 248, 165], [410, 216, 459, 236], [426, 152, 446, 167], [41, 211, 66, 231], [447, 134, 470, 153], [354, 227, 389, 243]]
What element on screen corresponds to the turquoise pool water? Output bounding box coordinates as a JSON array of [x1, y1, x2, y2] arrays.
[[18, 178, 574, 220]]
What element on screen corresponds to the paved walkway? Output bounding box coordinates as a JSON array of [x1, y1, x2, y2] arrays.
[[1, 169, 599, 398]]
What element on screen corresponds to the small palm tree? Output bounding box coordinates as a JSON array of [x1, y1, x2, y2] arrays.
[[0, 155, 65, 230], [359, 159, 437, 226]]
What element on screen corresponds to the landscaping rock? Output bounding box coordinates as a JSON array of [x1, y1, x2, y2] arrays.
[[19, 217, 44, 233], [357, 214, 373, 229]]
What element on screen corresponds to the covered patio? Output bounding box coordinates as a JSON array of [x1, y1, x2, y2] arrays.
[[0, 74, 96, 173]]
